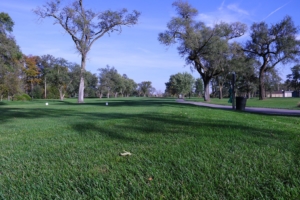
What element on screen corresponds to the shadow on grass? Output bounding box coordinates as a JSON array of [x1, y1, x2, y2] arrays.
[[68, 111, 294, 150], [0, 98, 298, 150]]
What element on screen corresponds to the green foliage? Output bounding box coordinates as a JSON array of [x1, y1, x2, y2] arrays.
[[98, 65, 121, 98], [14, 93, 31, 101], [46, 86, 60, 99], [0, 98, 299, 199], [0, 12, 14, 34], [264, 68, 282, 94], [122, 75, 137, 97], [244, 16, 300, 100], [194, 78, 204, 97], [85, 71, 98, 97], [34, 0, 140, 103], [165, 72, 194, 96], [286, 65, 300, 91], [138, 81, 153, 97], [0, 13, 23, 98], [46, 58, 71, 100], [32, 85, 44, 99], [158, 1, 247, 101], [98, 66, 137, 98]]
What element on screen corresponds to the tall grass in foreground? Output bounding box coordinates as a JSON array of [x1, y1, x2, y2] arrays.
[[0, 98, 299, 199]]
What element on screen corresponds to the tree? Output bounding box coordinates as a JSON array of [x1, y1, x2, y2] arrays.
[[3, 71, 23, 100], [286, 65, 300, 91], [112, 73, 124, 98], [225, 44, 259, 98], [264, 68, 282, 97], [0, 12, 23, 100], [0, 84, 8, 101], [138, 81, 152, 97], [34, 0, 140, 103], [0, 12, 14, 35], [46, 58, 72, 100], [23, 55, 41, 99], [122, 74, 137, 97], [38, 54, 57, 99], [67, 63, 81, 97], [158, 1, 246, 101], [85, 71, 98, 97], [243, 16, 300, 100], [235, 63, 258, 98], [165, 72, 194, 97], [98, 65, 120, 98], [194, 78, 204, 97]]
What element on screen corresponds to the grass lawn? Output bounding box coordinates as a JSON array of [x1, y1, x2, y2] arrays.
[[0, 98, 299, 199], [186, 97, 300, 110]]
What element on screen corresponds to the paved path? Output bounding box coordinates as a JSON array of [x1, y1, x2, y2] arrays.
[[176, 99, 300, 116]]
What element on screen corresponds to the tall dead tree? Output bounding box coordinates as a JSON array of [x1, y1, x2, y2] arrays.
[[34, 0, 140, 103]]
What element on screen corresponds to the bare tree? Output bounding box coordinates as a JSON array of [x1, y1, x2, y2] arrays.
[[34, 0, 140, 103]]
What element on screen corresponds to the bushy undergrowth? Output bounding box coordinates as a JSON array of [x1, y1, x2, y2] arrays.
[[13, 93, 31, 101]]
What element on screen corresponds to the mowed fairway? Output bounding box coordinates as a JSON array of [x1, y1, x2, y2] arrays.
[[186, 97, 300, 110], [0, 98, 299, 199]]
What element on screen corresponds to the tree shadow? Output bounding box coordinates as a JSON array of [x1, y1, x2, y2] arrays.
[[67, 110, 296, 151], [0, 98, 298, 152]]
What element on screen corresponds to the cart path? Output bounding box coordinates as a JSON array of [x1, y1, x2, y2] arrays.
[[176, 99, 300, 116]]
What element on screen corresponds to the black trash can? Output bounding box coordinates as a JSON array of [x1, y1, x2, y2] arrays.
[[236, 97, 247, 111]]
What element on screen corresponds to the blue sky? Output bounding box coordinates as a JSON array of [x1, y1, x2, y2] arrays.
[[1, 0, 300, 92]]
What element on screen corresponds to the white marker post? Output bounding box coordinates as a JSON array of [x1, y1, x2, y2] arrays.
[[106, 102, 108, 106]]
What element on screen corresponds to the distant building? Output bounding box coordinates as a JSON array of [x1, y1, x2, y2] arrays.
[[266, 91, 293, 98]]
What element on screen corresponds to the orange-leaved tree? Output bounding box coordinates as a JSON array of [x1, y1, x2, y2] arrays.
[[23, 55, 41, 99]]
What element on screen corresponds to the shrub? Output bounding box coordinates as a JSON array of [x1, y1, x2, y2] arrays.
[[46, 86, 60, 99], [32, 85, 44, 99], [14, 94, 31, 101]]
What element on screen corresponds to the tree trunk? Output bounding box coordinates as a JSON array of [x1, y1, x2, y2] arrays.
[[78, 55, 86, 103], [247, 92, 251, 99], [59, 87, 64, 101], [219, 85, 223, 99], [44, 77, 47, 99], [31, 81, 33, 100], [107, 92, 110, 98], [203, 80, 210, 102], [259, 67, 266, 100]]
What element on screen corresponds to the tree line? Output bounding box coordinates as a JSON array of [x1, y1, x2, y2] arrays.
[[0, 14, 154, 101], [164, 68, 285, 99]]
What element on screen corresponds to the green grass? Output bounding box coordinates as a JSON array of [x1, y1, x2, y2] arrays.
[[0, 98, 300, 199], [186, 97, 300, 109]]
